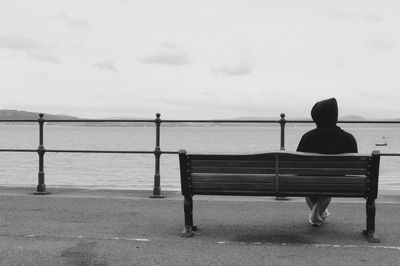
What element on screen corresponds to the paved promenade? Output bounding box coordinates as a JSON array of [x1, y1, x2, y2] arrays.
[[1, 186, 400, 265]]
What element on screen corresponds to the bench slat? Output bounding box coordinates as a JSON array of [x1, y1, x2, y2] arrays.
[[279, 161, 369, 168], [191, 167, 275, 174], [193, 190, 276, 196], [192, 182, 275, 192], [277, 154, 370, 162], [191, 186, 367, 195], [278, 168, 368, 175], [279, 183, 367, 193], [191, 173, 275, 183], [189, 154, 277, 161], [191, 159, 369, 167], [191, 167, 367, 175], [190, 190, 366, 197], [191, 160, 275, 168], [280, 192, 367, 197], [278, 175, 367, 184]]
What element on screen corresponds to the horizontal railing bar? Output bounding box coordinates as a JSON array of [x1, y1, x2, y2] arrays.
[[45, 149, 181, 154], [0, 119, 277, 123], [165, 120, 400, 124], [0, 119, 154, 123], [0, 148, 181, 154], [290, 120, 400, 124], [46, 149, 155, 154], [0, 120, 38, 122], [162, 120, 279, 123], [1, 148, 398, 156], [1, 119, 400, 124], [0, 149, 37, 152], [44, 119, 155, 123]]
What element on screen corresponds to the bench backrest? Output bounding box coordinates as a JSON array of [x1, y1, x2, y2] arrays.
[[179, 150, 380, 198]]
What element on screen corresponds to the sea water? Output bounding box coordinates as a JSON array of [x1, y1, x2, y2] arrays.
[[0, 124, 399, 191]]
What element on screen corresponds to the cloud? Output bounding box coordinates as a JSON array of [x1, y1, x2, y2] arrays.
[[94, 60, 119, 73], [366, 39, 395, 51], [333, 61, 344, 67], [326, 9, 383, 23], [162, 42, 181, 49], [50, 13, 91, 30], [139, 43, 193, 66], [212, 63, 252, 76], [362, 14, 383, 23], [326, 8, 358, 19], [0, 33, 61, 64], [359, 92, 396, 100], [119, 0, 132, 5]]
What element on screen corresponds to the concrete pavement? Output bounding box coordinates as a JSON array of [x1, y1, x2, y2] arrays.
[[1, 186, 400, 265]]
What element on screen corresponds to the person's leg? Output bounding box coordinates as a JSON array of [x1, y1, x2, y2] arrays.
[[319, 197, 331, 219], [309, 197, 331, 226], [306, 197, 318, 210], [308, 197, 322, 225]]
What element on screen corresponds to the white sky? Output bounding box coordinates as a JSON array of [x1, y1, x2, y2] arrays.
[[0, 0, 399, 119]]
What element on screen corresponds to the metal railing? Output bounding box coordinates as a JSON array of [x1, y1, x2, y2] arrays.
[[1, 113, 400, 197]]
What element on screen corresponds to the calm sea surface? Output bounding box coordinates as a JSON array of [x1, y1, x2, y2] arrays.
[[0, 124, 399, 191]]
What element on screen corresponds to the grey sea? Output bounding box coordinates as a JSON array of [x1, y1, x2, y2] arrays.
[[0, 124, 399, 191]]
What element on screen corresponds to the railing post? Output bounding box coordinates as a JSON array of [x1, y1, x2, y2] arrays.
[[279, 113, 286, 150], [276, 113, 288, 200], [35, 113, 48, 195], [151, 113, 164, 198]]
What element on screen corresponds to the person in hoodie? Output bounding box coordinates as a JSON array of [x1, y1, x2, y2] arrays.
[[297, 98, 358, 226]]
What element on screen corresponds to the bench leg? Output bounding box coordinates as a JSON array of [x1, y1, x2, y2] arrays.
[[182, 195, 197, 237], [363, 197, 380, 243]]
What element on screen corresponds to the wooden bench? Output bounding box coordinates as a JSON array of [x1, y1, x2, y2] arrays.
[[179, 150, 381, 242]]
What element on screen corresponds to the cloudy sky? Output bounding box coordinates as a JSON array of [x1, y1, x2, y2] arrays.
[[0, 0, 399, 119]]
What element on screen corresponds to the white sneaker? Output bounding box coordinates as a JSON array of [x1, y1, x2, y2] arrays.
[[309, 205, 324, 226], [321, 209, 330, 220], [309, 216, 322, 226]]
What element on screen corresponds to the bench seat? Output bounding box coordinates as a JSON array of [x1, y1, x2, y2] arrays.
[[179, 150, 380, 242]]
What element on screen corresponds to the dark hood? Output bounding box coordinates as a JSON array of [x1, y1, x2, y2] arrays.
[[311, 98, 338, 128]]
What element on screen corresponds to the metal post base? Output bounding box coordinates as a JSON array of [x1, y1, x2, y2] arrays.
[[34, 191, 49, 195], [150, 187, 164, 198], [34, 185, 49, 195], [150, 194, 164, 198]]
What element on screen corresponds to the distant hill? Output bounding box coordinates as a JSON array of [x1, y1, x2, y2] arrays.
[[0, 109, 157, 127], [0, 109, 80, 120], [339, 115, 366, 121], [232, 115, 368, 121], [232, 115, 400, 122]]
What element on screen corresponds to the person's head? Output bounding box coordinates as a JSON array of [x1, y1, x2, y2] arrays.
[[311, 98, 338, 128]]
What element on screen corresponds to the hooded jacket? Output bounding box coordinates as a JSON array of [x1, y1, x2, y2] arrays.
[[297, 98, 358, 154]]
